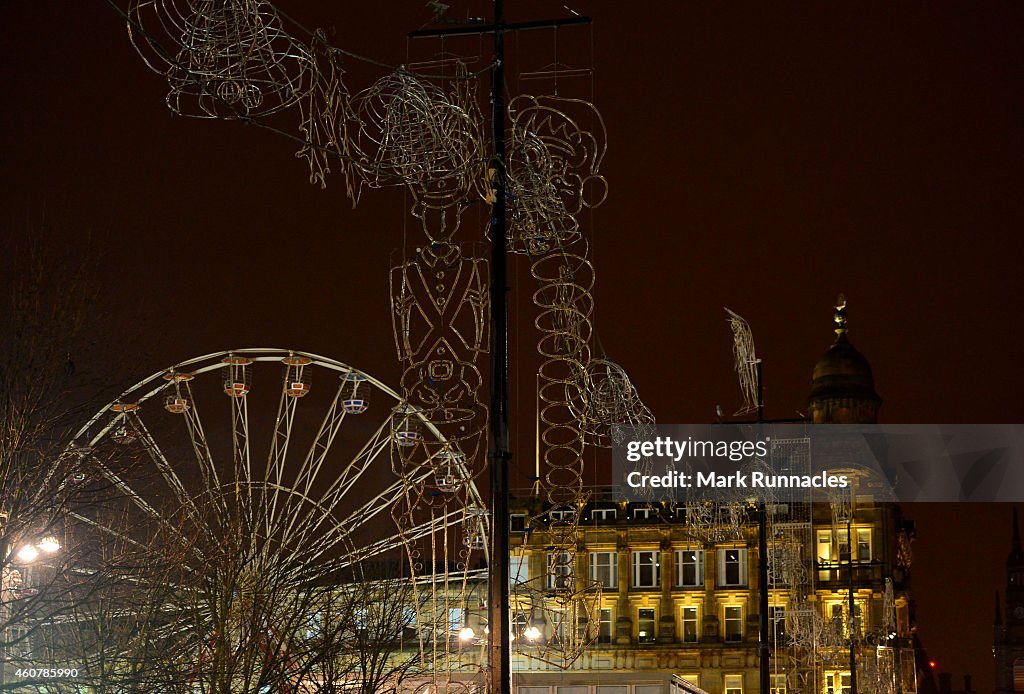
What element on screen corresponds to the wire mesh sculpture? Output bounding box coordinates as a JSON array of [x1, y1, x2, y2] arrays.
[[725, 307, 760, 416], [127, 0, 312, 119], [503, 95, 608, 254], [295, 32, 363, 205], [352, 66, 486, 242], [576, 358, 655, 449]]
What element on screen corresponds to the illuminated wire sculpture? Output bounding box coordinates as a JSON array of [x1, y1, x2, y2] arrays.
[[725, 307, 760, 416], [126, 0, 312, 119], [295, 32, 363, 205], [576, 358, 655, 448], [352, 67, 485, 241], [503, 96, 608, 254]]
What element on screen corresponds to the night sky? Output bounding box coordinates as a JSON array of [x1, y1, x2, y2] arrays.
[[3, 1, 1022, 691]]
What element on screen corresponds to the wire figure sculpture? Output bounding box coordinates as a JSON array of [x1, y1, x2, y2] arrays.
[[725, 307, 760, 416], [295, 32, 363, 205], [126, 0, 313, 119], [576, 358, 655, 449], [503, 95, 608, 254], [352, 66, 486, 242]]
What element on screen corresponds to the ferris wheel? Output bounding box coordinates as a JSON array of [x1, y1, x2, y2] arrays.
[[55, 348, 487, 690]]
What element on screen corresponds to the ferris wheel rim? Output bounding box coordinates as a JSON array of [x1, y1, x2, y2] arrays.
[[68, 348, 447, 447]]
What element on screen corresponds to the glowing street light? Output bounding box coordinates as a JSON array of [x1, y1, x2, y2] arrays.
[[37, 537, 60, 554], [458, 626, 475, 642], [15, 545, 39, 564], [524, 626, 541, 641]]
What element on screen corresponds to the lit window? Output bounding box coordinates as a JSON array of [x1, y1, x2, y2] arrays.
[[549, 509, 575, 522], [718, 548, 748, 587], [770, 674, 787, 694], [598, 608, 613, 644], [637, 608, 656, 643], [825, 672, 851, 694], [592, 508, 617, 521], [547, 551, 574, 590], [675, 549, 704, 587], [817, 530, 834, 563], [724, 606, 743, 642], [826, 602, 864, 637], [681, 606, 699, 643], [634, 506, 657, 520], [589, 552, 618, 589], [769, 605, 786, 643], [725, 674, 743, 694], [856, 528, 872, 562], [448, 607, 464, 633], [632, 551, 660, 588], [510, 553, 529, 585]]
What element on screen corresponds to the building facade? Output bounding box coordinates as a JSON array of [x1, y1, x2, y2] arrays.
[[490, 305, 920, 694]]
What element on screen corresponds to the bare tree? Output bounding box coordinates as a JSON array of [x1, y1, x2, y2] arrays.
[[0, 229, 118, 690]]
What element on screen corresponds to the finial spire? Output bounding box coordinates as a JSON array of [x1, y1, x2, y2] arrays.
[[833, 293, 848, 336]]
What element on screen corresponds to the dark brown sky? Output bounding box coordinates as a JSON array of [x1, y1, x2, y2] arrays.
[[2, 1, 1022, 691]]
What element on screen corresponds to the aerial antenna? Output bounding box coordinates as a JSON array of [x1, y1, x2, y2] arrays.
[[724, 307, 761, 417]]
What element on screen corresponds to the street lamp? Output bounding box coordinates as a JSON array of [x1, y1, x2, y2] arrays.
[[37, 537, 60, 554], [14, 545, 39, 564]]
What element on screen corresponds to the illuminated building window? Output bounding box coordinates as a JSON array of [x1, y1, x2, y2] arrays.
[[817, 530, 835, 563], [592, 508, 617, 521], [770, 674, 787, 694], [681, 606, 699, 643], [549, 509, 575, 522], [634, 506, 657, 520], [632, 551, 661, 588], [825, 601, 864, 637], [769, 605, 786, 643], [824, 671, 851, 694], [547, 551, 574, 590], [856, 528, 872, 562], [724, 605, 743, 642], [675, 549, 704, 587], [510, 554, 529, 585], [637, 608, 656, 643], [590, 551, 618, 589], [598, 608, 613, 644], [718, 548, 748, 587], [725, 674, 744, 694]]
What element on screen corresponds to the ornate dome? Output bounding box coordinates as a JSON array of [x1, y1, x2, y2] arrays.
[[808, 295, 881, 423]]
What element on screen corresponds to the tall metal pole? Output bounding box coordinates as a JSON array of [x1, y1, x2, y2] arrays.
[[848, 519, 858, 694], [487, 0, 512, 692], [408, 14, 590, 694], [756, 360, 770, 694]]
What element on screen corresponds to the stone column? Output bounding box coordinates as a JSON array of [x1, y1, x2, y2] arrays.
[[658, 536, 676, 643], [615, 531, 632, 645]]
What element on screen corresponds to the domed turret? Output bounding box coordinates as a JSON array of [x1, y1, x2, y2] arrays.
[[808, 295, 881, 423]]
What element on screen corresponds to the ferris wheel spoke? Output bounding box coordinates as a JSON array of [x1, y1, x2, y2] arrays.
[[229, 393, 255, 532], [181, 383, 230, 526], [277, 417, 392, 545], [264, 384, 300, 538], [293, 380, 348, 500], [129, 413, 212, 542]]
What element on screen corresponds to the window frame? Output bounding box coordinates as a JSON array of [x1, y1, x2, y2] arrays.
[[675, 549, 705, 588], [724, 605, 743, 642], [717, 547, 748, 587], [546, 551, 575, 591], [589, 551, 618, 589], [680, 605, 699, 643], [637, 607, 657, 643], [632, 550, 661, 588]]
